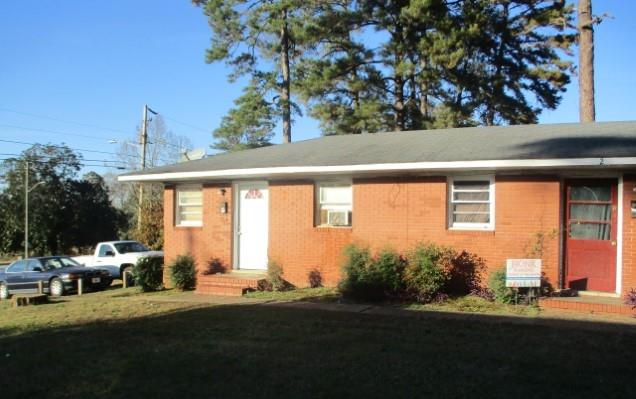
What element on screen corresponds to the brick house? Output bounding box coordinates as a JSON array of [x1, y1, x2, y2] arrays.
[[120, 121, 636, 297]]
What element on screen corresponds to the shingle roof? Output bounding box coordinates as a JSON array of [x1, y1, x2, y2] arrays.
[[119, 121, 636, 181]]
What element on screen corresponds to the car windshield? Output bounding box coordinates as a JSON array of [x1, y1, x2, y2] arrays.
[[42, 257, 81, 270], [114, 242, 149, 254]]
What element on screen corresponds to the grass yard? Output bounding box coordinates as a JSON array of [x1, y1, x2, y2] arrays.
[[1, 288, 635, 398]]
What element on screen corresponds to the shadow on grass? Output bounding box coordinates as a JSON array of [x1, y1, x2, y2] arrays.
[[1, 300, 635, 399]]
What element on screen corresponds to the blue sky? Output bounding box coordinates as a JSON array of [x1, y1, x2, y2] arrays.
[[1, 0, 635, 175]]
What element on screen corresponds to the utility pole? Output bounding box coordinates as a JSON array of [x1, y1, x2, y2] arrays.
[[138, 104, 157, 230], [24, 161, 28, 259], [138, 104, 149, 230]]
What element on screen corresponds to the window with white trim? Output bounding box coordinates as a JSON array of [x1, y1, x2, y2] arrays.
[[176, 186, 203, 226], [316, 182, 352, 227], [448, 177, 494, 230]]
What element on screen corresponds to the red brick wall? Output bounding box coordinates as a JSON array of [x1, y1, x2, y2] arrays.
[[621, 176, 636, 296], [163, 184, 233, 286], [268, 181, 352, 287], [267, 176, 561, 288], [163, 175, 636, 294], [351, 176, 561, 288]]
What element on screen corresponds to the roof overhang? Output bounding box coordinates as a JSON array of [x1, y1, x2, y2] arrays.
[[118, 157, 636, 183]]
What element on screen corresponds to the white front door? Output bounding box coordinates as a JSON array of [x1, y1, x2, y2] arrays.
[[236, 182, 269, 270]]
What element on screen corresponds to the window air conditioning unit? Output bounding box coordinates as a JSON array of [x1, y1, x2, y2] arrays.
[[327, 210, 348, 226]]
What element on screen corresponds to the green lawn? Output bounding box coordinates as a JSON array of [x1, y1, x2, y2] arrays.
[[1, 288, 635, 398]]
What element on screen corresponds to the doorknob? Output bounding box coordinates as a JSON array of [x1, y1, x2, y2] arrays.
[[611, 240, 617, 246]]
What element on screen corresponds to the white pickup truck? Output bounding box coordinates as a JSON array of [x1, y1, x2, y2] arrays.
[[73, 240, 163, 280]]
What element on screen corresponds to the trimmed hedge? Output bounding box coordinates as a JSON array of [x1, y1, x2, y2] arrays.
[[338, 245, 405, 302], [169, 254, 197, 291], [133, 256, 164, 292]]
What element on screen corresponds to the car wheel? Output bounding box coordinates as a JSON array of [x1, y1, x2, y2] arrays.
[[97, 278, 112, 291], [0, 283, 9, 300], [49, 277, 65, 297]]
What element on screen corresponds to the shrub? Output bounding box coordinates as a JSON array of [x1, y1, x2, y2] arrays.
[[625, 288, 636, 310], [308, 269, 322, 288], [487, 267, 515, 304], [169, 254, 197, 291], [267, 260, 286, 292], [470, 287, 495, 302], [338, 245, 404, 301], [367, 249, 406, 294], [203, 258, 226, 275], [446, 250, 486, 296], [338, 244, 372, 299], [133, 256, 163, 292], [403, 243, 449, 303]]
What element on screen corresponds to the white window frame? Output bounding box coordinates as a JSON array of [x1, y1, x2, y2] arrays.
[[448, 175, 495, 231], [176, 185, 203, 227], [315, 181, 353, 227]]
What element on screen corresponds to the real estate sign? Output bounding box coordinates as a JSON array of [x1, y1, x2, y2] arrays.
[[506, 259, 541, 288]]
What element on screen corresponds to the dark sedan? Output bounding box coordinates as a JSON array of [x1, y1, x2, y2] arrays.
[[0, 256, 110, 299]]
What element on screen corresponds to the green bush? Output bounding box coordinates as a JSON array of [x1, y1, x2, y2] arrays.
[[338, 245, 404, 301], [267, 260, 287, 292], [487, 267, 515, 304], [338, 242, 487, 303], [169, 254, 197, 291], [367, 249, 406, 293], [404, 243, 450, 303], [338, 244, 371, 298], [133, 256, 164, 292]]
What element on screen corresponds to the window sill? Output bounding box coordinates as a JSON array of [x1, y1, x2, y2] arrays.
[[315, 225, 353, 230], [447, 228, 495, 236], [175, 224, 203, 229]]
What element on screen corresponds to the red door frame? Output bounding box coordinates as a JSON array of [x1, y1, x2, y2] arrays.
[[563, 178, 618, 292]]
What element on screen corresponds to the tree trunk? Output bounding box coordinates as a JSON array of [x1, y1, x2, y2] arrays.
[[394, 76, 404, 131], [578, 0, 596, 122], [419, 64, 429, 123], [280, 8, 292, 143]]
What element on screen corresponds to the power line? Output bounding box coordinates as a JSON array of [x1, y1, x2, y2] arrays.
[[0, 138, 140, 159], [0, 107, 132, 136], [2, 138, 177, 166], [0, 157, 129, 170], [0, 105, 207, 141], [0, 153, 126, 165], [160, 114, 210, 134], [0, 123, 116, 141]]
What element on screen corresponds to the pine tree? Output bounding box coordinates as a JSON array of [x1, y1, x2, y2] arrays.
[[445, 0, 576, 126], [195, 0, 576, 137], [295, 1, 391, 135], [213, 78, 276, 151], [193, 0, 308, 146]]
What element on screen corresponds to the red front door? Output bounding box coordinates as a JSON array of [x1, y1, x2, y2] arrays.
[[565, 179, 618, 292]]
